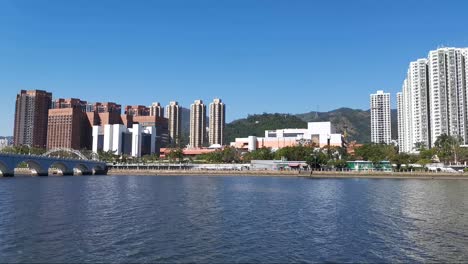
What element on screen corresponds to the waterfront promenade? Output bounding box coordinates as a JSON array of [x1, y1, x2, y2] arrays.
[[107, 168, 468, 179]]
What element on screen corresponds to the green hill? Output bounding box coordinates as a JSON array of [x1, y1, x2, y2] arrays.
[[225, 113, 307, 143], [225, 108, 398, 144]]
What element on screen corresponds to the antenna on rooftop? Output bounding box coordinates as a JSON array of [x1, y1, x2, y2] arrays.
[[315, 105, 319, 119]]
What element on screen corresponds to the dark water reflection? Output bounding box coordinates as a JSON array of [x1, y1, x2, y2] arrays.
[[0, 176, 467, 263]]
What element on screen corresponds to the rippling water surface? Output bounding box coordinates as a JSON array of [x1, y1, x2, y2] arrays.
[[0, 175, 467, 263]]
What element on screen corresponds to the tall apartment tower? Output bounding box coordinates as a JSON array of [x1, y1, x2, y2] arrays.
[[150, 102, 164, 118], [399, 59, 431, 152], [428, 48, 467, 145], [166, 101, 181, 145], [397, 92, 404, 151], [209, 98, 226, 145], [370, 90, 391, 144], [13, 90, 52, 148], [189, 100, 206, 148]]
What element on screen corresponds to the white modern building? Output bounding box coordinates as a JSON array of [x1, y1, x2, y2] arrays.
[[370, 90, 391, 144], [231, 121, 343, 151], [92, 123, 157, 158], [0, 138, 11, 150]]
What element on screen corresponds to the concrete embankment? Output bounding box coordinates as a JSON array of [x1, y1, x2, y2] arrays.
[[107, 169, 468, 179]]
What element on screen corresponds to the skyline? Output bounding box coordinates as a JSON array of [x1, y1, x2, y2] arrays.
[[1, 0, 468, 136]]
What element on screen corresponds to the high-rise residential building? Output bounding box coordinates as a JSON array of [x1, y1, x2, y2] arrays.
[[428, 48, 467, 145], [370, 90, 391, 144], [399, 59, 431, 152], [14, 90, 52, 148], [189, 100, 206, 148], [209, 98, 225, 146], [397, 92, 404, 150], [397, 47, 468, 152], [149, 102, 164, 118], [125, 105, 150, 116], [166, 101, 181, 145]]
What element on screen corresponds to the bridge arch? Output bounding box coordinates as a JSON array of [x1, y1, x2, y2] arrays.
[[49, 161, 72, 176], [74, 164, 91, 175], [20, 160, 46, 176], [92, 164, 106, 175], [43, 148, 89, 160], [0, 160, 10, 176]]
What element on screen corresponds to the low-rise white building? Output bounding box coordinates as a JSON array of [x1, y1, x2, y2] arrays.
[[0, 138, 11, 150], [231, 121, 343, 151], [92, 124, 157, 157]]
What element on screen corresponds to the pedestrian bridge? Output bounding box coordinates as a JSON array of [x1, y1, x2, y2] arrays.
[[0, 151, 108, 177]]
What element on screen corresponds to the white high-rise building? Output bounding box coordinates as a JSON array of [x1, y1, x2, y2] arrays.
[[397, 47, 468, 153], [165, 101, 181, 145], [399, 59, 430, 152], [92, 124, 156, 158], [397, 92, 404, 150], [428, 48, 467, 145], [189, 100, 206, 148], [370, 90, 391, 144], [209, 98, 226, 146]]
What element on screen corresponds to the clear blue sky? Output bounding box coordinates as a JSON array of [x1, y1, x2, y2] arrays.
[[1, 0, 468, 136]]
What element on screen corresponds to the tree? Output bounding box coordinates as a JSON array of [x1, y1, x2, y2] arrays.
[[413, 141, 427, 152], [354, 143, 396, 165], [242, 147, 274, 162], [390, 153, 410, 171], [434, 134, 462, 164], [305, 151, 328, 169], [167, 148, 184, 162], [274, 146, 315, 161]]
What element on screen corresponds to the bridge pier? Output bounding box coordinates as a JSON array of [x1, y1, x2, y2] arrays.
[[62, 171, 74, 176], [37, 172, 49, 176], [1, 172, 14, 177]]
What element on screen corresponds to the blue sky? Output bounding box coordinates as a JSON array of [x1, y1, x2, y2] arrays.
[[1, 0, 468, 136]]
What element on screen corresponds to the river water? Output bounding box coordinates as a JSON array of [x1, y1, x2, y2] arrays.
[[0, 175, 467, 263]]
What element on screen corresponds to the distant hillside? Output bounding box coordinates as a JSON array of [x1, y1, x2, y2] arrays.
[[296, 108, 397, 143], [225, 108, 398, 144], [225, 113, 307, 143]]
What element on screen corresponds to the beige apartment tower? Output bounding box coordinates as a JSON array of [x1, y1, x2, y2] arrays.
[[166, 101, 181, 145], [149, 102, 164, 118], [189, 100, 206, 148], [209, 98, 226, 145]]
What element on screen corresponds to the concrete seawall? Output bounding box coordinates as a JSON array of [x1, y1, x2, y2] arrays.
[[107, 169, 468, 179]]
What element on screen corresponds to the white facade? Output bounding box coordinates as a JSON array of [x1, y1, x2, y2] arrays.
[[396, 92, 404, 151], [399, 59, 430, 153], [428, 48, 467, 145], [0, 138, 10, 150], [92, 123, 157, 158], [370, 90, 392, 144], [232, 121, 343, 151], [398, 47, 468, 152]]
